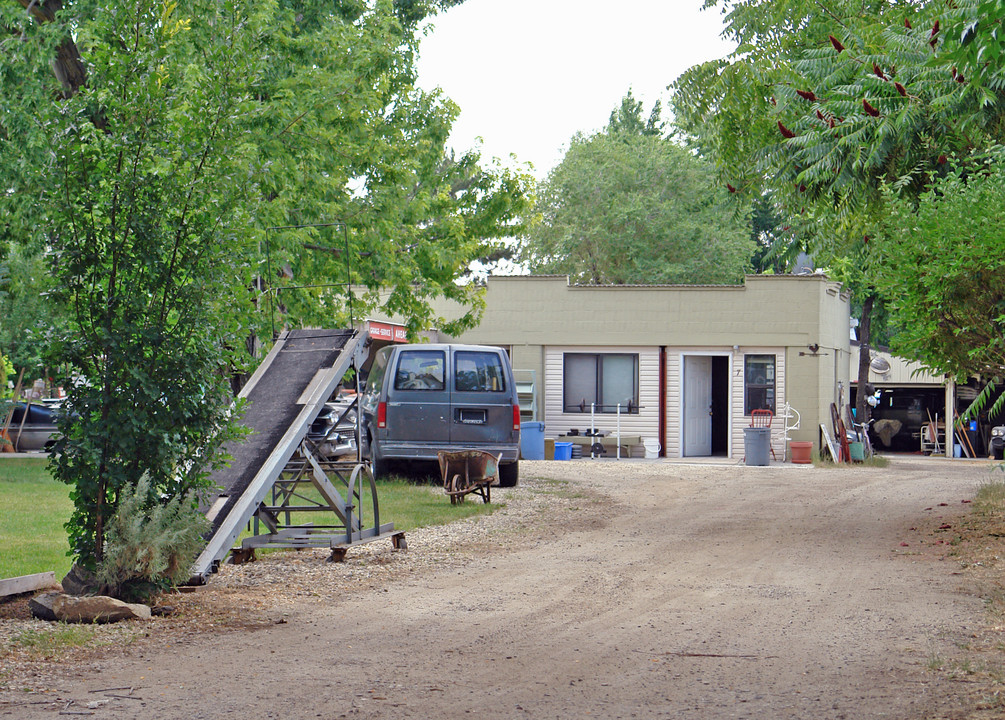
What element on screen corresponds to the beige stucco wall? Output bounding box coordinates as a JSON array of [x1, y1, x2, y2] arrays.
[[409, 274, 850, 459]]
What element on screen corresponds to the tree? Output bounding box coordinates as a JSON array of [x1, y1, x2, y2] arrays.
[[519, 95, 752, 285], [241, 0, 532, 337], [607, 89, 665, 137], [0, 244, 66, 378], [878, 163, 1005, 381], [671, 0, 1005, 423], [1, 0, 531, 571]]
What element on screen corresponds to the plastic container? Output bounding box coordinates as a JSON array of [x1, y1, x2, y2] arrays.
[[521, 421, 545, 460], [554, 441, 573, 461], [849, 441, 865, 462], [790, 441, 813, 464], [643, 438, 661, 459], [743, 427, 771, 466]]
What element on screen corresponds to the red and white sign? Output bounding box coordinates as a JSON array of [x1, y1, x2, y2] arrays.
[[367, 320, 409, 343]]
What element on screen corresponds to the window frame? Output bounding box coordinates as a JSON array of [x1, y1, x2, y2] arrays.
[[562, 352, 640, 414], [393, 349, 446, 392], [453, 350, 507, 393], [743, 354, 776, 415]]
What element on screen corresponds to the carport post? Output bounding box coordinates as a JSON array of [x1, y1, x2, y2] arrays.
[[945, 377, 955, 459]]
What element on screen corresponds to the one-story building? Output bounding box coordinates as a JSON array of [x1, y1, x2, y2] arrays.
[[389, 273, 853, 461]]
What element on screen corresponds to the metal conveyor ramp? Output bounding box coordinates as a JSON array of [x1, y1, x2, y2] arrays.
[[190, 328, 399, 582]]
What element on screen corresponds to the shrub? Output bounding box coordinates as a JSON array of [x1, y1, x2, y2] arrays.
[[96, 473, 208, 602]]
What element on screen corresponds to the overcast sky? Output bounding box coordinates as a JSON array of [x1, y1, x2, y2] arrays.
[[416, 0, 735, 178]]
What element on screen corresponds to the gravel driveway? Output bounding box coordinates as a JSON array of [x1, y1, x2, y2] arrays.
[[1, 456, 995, 719]]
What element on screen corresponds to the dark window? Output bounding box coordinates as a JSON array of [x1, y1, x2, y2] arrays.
[[563, 353, 639, 413], [365, 347, 391, 395], [394, 350, 445, 391], [744, 354, 776, 414], [454, 351, 506, 392]]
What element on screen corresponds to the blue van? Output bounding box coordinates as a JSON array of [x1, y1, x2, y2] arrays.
[[360, 343, 521, 486]]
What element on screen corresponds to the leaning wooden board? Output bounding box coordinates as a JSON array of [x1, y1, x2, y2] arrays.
[[820, 423, 840, 463]]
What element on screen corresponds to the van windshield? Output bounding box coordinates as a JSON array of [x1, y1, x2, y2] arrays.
[[455, 351, 506, 392], [394, 350, 445, 391]]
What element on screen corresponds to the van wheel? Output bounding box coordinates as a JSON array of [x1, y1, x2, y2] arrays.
[[497, 461, 519, 487]]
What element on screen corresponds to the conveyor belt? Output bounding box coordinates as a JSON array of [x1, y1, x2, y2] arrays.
[[191, 328, 364, 581]]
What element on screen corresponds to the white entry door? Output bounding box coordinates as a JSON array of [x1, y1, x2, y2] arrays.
[[683, 355, 712, 456]]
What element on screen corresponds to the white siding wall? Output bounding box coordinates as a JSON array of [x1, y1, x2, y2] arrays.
[[544, 345, 787, 460], [666, 353, 681, 458], [544, 346, 660, 455]]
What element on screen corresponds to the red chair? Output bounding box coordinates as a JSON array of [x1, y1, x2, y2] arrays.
[[750, 409, 778, 460]]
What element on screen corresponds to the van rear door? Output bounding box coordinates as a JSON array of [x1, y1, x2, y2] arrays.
[[450, 349, 514, 446], [387, 348, 450, 445]]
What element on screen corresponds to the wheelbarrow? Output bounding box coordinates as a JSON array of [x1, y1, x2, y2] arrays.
[[437, 449, 501, 504]]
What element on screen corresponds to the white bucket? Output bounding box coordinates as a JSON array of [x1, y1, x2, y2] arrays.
[[643, 438, 661, 459]]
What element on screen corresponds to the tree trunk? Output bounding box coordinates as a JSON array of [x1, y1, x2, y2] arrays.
[[17, 0, 88, 98], [855, 294, 875, 431]]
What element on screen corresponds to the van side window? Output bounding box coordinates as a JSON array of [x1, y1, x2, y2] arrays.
[[394, 350, 445, 391], [455, 351, 506, 392], [365, 347, 391, 395]]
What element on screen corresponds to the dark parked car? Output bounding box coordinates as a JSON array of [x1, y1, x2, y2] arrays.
[[4, 401, 60, 452], [360, 343, 521, 486]]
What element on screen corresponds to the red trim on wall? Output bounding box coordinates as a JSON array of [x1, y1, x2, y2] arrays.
[[659, 346, 667, 457]]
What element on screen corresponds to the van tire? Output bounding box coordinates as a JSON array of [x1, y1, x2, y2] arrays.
[[369, 439, 387, 479], [498, 461, 519, 487]]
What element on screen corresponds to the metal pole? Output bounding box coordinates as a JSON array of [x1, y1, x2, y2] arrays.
[[590, 402, 596, 458], [616, 403, 622, 460]]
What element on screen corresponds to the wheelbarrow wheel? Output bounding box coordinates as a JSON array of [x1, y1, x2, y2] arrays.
[[450, 474, 466, 504]]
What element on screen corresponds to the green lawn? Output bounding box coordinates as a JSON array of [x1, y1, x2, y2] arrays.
[[0, 457, 74, 581], [0, 458, 496, 581]]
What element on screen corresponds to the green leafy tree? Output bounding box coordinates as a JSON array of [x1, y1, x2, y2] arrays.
[[240, 1, 532, 338], [607, 89, 665, 137], [1, 0, 529, 571], [672, 0, 1005, 422], [878, 162, 1005, 386], [0, 245, 66, 378], [8, 0, 264, 569], [519, 96, 752, 285]]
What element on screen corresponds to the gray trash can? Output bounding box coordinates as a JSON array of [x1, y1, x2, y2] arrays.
[[743, 427, 771, 466]]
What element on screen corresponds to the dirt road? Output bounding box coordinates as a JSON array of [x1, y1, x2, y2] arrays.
[[5, 457, 996, 719]]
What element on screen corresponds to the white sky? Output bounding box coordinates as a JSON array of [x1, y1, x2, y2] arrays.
[[416, 0, 735, 178]]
